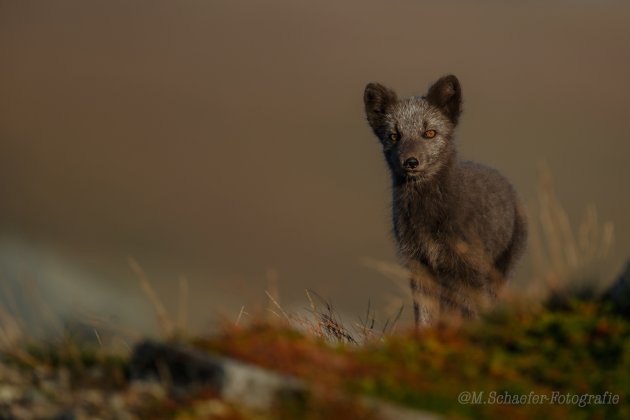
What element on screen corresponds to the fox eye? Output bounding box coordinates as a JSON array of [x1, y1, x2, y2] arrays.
[[389, 132, 399, 142], [424, 129, 437, 139]]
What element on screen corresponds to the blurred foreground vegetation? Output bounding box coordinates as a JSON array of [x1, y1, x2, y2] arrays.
[[193, 299, 629, 419], [1, 295, 629, 419]]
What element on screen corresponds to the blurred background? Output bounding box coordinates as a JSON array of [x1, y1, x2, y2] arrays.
[[1, 0, 629, 335]]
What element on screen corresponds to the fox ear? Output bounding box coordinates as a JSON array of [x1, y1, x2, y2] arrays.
[[426, 75, 462, 124], [364, 83, 397, 134]]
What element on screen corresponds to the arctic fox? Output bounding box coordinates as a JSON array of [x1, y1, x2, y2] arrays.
[[364, 75, 527, 325]]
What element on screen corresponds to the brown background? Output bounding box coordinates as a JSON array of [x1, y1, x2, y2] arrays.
[[1, 1, 629, 333]]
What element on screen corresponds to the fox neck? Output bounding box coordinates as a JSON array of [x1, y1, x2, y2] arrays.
[[391, 154, 457, 238]]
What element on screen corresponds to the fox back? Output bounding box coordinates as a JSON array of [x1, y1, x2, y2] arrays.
[[364, 75, 527, 324]]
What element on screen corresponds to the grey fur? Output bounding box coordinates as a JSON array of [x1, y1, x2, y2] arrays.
[[364, 75, 527, 325]]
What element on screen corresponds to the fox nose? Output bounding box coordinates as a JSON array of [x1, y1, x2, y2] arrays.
[[403, 157, 419, 170]]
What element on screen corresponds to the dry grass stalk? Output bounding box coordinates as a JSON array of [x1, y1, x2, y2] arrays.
[[128, 257, 174, 339], [528, 164, 615, 297], [235, 305, 247, 326], [264, 290, 291, 324], [178, 275, 189, 333]]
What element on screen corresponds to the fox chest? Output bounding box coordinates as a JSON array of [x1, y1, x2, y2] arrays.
[[393, 213, 447, 269]]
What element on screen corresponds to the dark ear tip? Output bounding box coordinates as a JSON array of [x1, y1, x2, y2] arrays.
[[426, 74, 462, 123], [427, 74, 462, 100], [364, 84, 377, 103], [364, 82, 382, 95], [364, 82, 396, 105], [441, 75, 460, 91]]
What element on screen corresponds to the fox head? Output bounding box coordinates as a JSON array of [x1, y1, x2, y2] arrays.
[[364, 75, 462, 183]]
